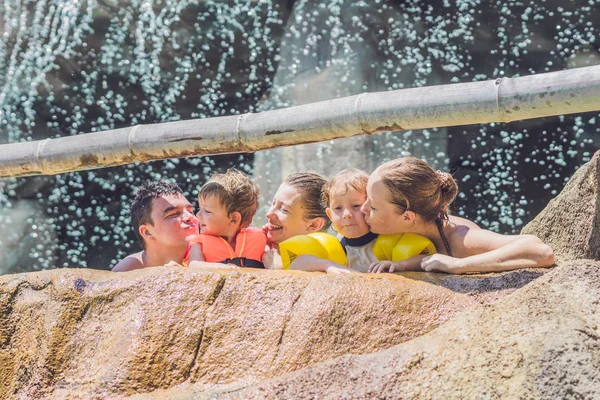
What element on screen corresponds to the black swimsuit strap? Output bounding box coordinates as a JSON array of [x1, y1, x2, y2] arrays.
[[435, 217, 453, 257], [221, 257, 265, 269]]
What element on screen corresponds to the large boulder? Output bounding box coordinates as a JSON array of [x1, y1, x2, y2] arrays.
[[0, 266, 538, 399], [198, 261, 600, 399], [522, 150, 600, 264]]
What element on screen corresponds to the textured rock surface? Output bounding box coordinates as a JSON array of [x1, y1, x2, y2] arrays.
[[0, 266, 537, 399], [522, 150, 600, 264], [192, 261, 600, 400]]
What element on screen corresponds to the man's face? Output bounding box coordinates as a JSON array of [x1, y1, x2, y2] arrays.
[[142, 194, 199, 249]]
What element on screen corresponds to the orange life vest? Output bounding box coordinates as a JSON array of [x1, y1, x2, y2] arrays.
[[183, 227, 267, 268]]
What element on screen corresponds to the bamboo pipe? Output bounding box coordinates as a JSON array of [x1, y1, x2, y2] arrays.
[[1, 64, 600, 178]]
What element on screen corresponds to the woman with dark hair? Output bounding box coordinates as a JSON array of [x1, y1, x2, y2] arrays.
[[363, 157, 555, 274], [262, 172, 351, 273], [264, 172, 331, 245]]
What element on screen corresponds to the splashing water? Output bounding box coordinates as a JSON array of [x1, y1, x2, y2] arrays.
[[0, 0, 598, 273]]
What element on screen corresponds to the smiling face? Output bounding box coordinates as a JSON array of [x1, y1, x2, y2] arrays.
[[326, 187, 370, 239], [142, 194, 199, 249], [361, 171, 408, 235], [196, 194, 239, 238], [265, 183, 317, 244]]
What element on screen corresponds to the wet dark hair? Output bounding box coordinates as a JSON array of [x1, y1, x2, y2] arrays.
[[131, 181, 184, 249], [377, 157, 458, 222], [284, 172, 331, 230]]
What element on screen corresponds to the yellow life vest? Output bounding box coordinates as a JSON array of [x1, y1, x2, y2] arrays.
[[372, 233, 436, 261], [278, 232, 347, 270], [278, 232, 436, 270]]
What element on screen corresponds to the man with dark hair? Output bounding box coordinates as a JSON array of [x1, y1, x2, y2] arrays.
[[112, 181, 199, 271]]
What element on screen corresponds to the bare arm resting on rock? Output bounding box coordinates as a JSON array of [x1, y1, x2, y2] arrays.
[[368, 217, 554, 274], [290, 255, 356, 274], [420, 230, 554, 274]]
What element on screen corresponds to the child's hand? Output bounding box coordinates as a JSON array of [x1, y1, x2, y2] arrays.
[[325, 265, 355, 275], [368, 261, 396, 273], [188, 242, 205, 262], [262, 224, 276, 249], [219, 263, 239, 269], [369, 255, 428, 273], [262, 248, 283, 270], [188, 260, 233, 269], [421, 254, 466, 274], [165, 261, 184, 268]]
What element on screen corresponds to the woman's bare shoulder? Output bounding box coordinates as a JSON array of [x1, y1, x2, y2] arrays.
[[445, 216, 485, 256], [448, 215, 481, 231]]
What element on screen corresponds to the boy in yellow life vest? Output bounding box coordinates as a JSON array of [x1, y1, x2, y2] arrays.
[[183, 169, 267, 268]]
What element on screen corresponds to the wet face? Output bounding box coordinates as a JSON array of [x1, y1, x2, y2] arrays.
[[265, 183, 315, 244], [196, 194, 237, 237], [361, 171, 408, 235], [326, 188, 370, 239], [143, 194, 198, 249]]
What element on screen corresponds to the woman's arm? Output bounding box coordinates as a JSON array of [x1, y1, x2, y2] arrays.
[[421, 230, 554, 274], [290, 255, 356, 274]]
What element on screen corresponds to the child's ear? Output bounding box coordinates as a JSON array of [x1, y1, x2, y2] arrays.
[[325, 207, 333, 221], [306, 217, 326, 233], [229, 211, 242, 226]]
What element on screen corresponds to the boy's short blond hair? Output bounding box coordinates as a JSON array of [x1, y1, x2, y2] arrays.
[[322, 169, 369, 207], [199, 169, 259, 227]]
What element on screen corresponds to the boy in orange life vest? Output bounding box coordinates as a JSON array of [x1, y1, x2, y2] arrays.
[[183, 169, 267, 268]]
